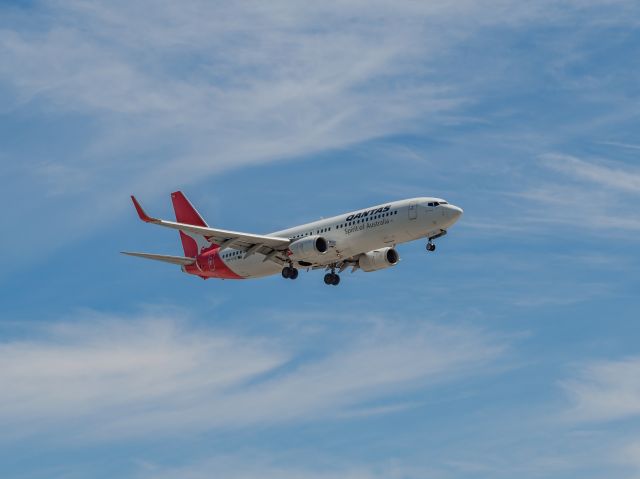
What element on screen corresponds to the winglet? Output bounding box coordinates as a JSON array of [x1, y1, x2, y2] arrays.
[[131, 195, 155, 223]]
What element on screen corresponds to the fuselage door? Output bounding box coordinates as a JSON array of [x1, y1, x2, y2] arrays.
[[408, 203, 417, 220]]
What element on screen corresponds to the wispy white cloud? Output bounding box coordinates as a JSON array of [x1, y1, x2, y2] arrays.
[[561, 356, 640, 423], [0, 309, 504, 442], [614, 440, 640, 479], [598, 141, 640, 151], [133, 454, 439, 479], [0, 0, 469, 196], [1, 0, 637, 260], [540, 153, 640, 195], [479, 153, 640, 236]]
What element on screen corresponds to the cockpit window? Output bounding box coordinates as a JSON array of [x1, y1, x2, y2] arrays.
[[440, 201, 448, 204]]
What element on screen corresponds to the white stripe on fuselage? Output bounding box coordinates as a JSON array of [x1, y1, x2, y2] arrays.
[[219, 197, 457, 278]]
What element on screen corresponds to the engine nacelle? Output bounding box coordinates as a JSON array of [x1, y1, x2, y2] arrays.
[[289, 235, 328, 261], [358, 247, 400, 272]]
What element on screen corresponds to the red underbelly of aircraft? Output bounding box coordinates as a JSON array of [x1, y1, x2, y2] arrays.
[[183, 249, 244, 279]]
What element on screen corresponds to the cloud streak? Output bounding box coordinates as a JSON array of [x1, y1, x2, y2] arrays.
[[0, 309, 504, 442], [1, 0, 637, 261], [561, 356, 640, 423], [476, 153, 640, 237], [541, 153, 640, 195], [133, 454, 436, 479]]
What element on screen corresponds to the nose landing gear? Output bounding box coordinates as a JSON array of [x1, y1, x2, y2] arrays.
[[426, 229, 447, 252]]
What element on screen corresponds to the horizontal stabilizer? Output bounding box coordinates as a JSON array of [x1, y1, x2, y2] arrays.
[[121, 251, 196, 266]]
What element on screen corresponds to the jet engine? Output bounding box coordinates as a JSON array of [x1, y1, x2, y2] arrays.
[[358, 247, 399, 272], [289, 235, 328, 261]]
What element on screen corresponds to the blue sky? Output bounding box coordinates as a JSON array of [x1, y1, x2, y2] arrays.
[[1, 1, 640, 478]]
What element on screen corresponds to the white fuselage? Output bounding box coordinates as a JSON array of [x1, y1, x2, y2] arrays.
[[217, 197, 463, 279]]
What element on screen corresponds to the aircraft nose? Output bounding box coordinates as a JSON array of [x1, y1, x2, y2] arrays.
[[446, 204, 463, 222]]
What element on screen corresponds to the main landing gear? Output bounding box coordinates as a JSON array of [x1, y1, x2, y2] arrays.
[[281, 265, 299, 280], [324, 264, 340, 286], [324, 272, 340, 286], [282, 263, 340, 285]]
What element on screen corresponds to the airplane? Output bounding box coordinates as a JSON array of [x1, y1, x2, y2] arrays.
[[122, 191, 463, 286]]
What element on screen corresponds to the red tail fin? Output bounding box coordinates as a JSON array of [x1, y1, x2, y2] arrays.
[[170, 191, 211, 257]]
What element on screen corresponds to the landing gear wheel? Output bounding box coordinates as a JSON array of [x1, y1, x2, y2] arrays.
[[289, 268, 299, 280], [324, 273, 340, 286], [282, 266, 292, 279], [426, 242, 436, 252]]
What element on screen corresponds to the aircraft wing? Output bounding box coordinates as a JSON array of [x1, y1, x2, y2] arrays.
[[131, 196, 291, 254]]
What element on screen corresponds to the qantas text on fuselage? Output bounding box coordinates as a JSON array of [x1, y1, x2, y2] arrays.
[[122, 192, 463, 286]]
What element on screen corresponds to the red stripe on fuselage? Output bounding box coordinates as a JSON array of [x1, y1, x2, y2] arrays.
[[183, 247, 244, 280]]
